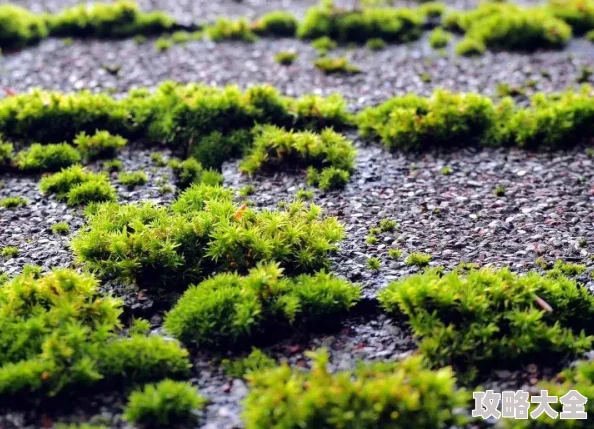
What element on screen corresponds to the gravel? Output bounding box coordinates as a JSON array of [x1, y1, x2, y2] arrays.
[[1, 1, 594, 427]]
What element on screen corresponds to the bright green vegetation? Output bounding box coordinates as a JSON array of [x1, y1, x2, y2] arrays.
[[123, 380, 206, 428], [0, 272, 9, 286], [240, 126, 356, 190], [367, 256, 381, 271], [169, 158, 223, 190], [274, 50, 298, 65], [0, 83, 350, 170], [444, 2, 571, 53], [239, 184, 256, 197], [549, 259, 587, 277], [252, 11, 298, 37], [587, 28, 594, 41], [74, 130, 127, 160], [118, 171, 148, 188], [222, 348, 276, 378], [40, 165, 117, 206], [493, 184, 506, 196], [0, 196, 28, 208], [72, 185, 344, 287], [295, 188, 314, 200], [379, 218, 397, 232], [150, 152, 167, 166], [378, 268, 594, 374], [365, 235, 378, 245], [298, 2, 424, 44], [388, 248, 401, 259], [429, 27, 452, 48], [357, 86, 594, 151], [16, 143, 81, 172], [103, 159, 123, 172], [306, 165, 350, 191], [0, 269, 191, 399], [206, 18, 257, 42], [507, 359, 594, 429], [0, 1, 174, 50], [154, 37, 172, 51], [243, 350, 469, 429], [548, 0, 594, 35], [51, 222, 71, 235], [314, 56, 361, 74], [365, 37, 386, 50], [1, 246, 18, 258], [455, 37, 485, 56], [441, 165, 453, 175], [0, 141, 14, 168], [165, 263, 360, 347], [311, 36, 337, 54], [405, 252, 431, 267]]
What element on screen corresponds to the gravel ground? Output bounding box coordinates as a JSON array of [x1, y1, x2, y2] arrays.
[[1, 1, 594, 428]]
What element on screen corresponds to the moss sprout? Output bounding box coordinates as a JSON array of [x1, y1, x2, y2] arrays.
[[222, 348, 276, 378], [295, 188, 314, 200], [274, 50, 298, 65], [119, 171, 148, 188], [1, 246, 18, 258], [493, 184, 506, 196], [1, 196, 28, 209], [367, 256, 381, 272], [252, 11, 298, 37], [455, 37, 486, 56], [366, 235, 378, 245], [103, 159, 123, 172], [0, 141, 14, 169], [388, 248, 401, 259], [311, 36, 337, 54], [314, 56, 360, 74], [154, 37, 172, 51], [74, 130, 127, 160], [429, 27, 452, 48], [206, 18, 257, 42], [365, 37, 386, 50], [379, 218, 397, 232], [405, 252, 431, 267], [169, 158, 223, 190], [239, 184, 256, 197], [16, 143, 81, 172], [51, 222, 70, 235]]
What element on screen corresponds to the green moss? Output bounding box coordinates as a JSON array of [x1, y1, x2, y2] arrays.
[[243, 350, 469, 429], [67, 181, 118, 206], [206, 18, 257, 42], [51, 222, 70, 235], [124, 380, 206, 428], [549, 259, 587, 277], [311, 36, 337, 54], [379, 218, 397, 232], [74, 130, 127, 160], [169, 158, 223, 190], [1, 196, 28, 209], [222, 348, 276, 378], [379, 268, 594, 373], [252, 11, 298, 37], [295, 188, 314, 200], [103, 159, 123, 172], [150, 152, 167, 166], [239, 184, 256, 197], [388, 248, 401, 259], [0, 141, 14, 169], [72, 186, 344, 287], [365, 37, 386, 50], [0, 4, 48, 49], [429, 27, 452, 48], [405, 252, 431, 267], [16, 143, 81, 172], [274, 50, 298, 65], [455, 37, 486, 56], [0, 269, 191, 399], [119, 171, 148, 188], [1, 246, 18, 258], [314, 56, 361, 74], [493, 184, 506, 196], [548, 0, 594, 35], [298, 3, 424, 44], [40, 165, 117, 206], [154, 37, 172, 51], [367, 256, 381, 271], [165, 263, 360, 347]]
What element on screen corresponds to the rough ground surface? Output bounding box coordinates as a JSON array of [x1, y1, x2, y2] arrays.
[[1, 1, 594, 428]]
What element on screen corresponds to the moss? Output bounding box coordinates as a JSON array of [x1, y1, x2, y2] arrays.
[[222, 348, 276, 379], [16, 143, 81, 172], [365, 235, 378, 245], [165, 263, 360, 347], [1, 196, 28, 209], [40, 165, 117, 206], [429, 27, 452, 48], [405, 252, 431, 267], [239, 184, 256, 197], [206, 18, 257, 42], [493, 184, 506, 196], [455, 37, 486, 56], [1, 246, 18, 258], [367, 256, 381, 271], [150, 152, 167, 166], [314, 56, 361, 74], [419, 2, 447, 18], [0, 141, 14, 169], [119, 171, 148, 188], [587, 28, 594, 41], [124, 380, 206, 428], [298, 3, 424, 44], [243, 350, 469, 429], [74, 130, 127, 160], [51, 222, 71, 235], [252, 11, 298, 37], [0, 269, 191, 399], [365, 37, 386, 50], [311, 36, 337, 54], [169, 158, 223, 190], [388, 248, 401, 259], [549, 259, 587, 277], [295, 188, 314, 200], [548, 0, 594, 34], [441, 165, 453, 175], [154, 37, 172, 51], [103, 159, 123, 172], [72, 186, 345, 287], [379, 268, 594, 373], [379, 218, 397, 232], [274, 50, 297, 65], [0, 4, 48, 49]]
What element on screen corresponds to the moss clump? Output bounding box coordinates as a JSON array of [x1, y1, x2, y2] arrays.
[[274, 50, 298, 65], [74, 130, 127, 160], [0, 269, 191, 399], [103, 159, 123, 172], [222, 348, 276, 378], [169, 158, 223, 190], [72, 185, 344, 287], [311, 36, 337, 54], [51, 222, 71, 235], [0, 4, 48, 49], [388, 248, 401, 259], [47, 1, 174, 39], [40, 165, 117, 206], [379, 268, 594, 373], [548, 0, 594, 35], [0, 141, 14, 169], [252, 11, 298, 37], [429, 27, 452, 48], [1, 246, 18, 258], [455, 37, 486, 56], [298, 3, 424, 44], [16, 143, 81, 172], [240, 126, 356, 190], [119, 171, 148, 188], [206, 18, 257, 42], [405, 252, 431, 267], [365, 37, 386, 50], [445, 3, 571, 53], [243, 350, 469, 429], [357, 90, 498, 150], [154, 37, 172, 51], [165, 263, 360, 347], [314, 56, 361, 74], [1, 196, 28, 209], [124, 380, 206, 428]]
